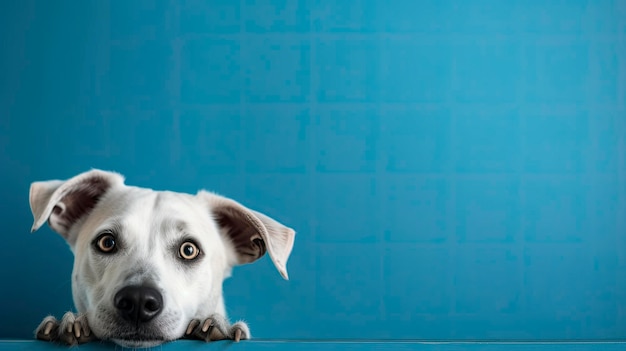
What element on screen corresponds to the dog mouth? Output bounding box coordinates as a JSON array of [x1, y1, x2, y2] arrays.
[[93, 305, 181, 347], [108, 327, 169, 347], [111, 334, 166, 348], [112, 339, 165, 348]]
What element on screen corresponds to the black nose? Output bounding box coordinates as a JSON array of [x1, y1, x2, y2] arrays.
[[114, 286, 163, 324]]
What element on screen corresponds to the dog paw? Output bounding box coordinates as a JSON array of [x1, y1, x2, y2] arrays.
[[184, 314, 250, 342], [35, 312, 95, 345]]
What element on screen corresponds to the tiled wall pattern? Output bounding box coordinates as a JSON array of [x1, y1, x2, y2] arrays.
[[1, 0, 625, 341]]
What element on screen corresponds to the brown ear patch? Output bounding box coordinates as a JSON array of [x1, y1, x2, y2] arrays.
[[29, 169, 125, 241], [50, 176, 112, 233], [214, 209, 267, 263], [200, 191, 296, 280]]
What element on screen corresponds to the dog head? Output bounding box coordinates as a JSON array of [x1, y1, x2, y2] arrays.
[[29, 169, 295, 347]]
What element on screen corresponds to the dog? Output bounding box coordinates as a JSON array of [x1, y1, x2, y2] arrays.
[[28, 169, 296, 348]]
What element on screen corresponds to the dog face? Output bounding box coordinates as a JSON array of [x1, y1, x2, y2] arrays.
[[29, 170, 295, 348]]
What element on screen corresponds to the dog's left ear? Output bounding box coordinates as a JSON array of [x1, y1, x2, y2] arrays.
[[198, 191, 296, 280]]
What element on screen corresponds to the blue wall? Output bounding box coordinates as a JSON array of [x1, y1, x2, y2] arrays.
[[1, 0, 625, 341]]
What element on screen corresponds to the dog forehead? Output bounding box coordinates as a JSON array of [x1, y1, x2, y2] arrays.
[[116, 190, 213, 236], [152, 190, 197, 210], [101, 188, 197, 216]]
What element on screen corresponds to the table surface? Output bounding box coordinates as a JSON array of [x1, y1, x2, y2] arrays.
[[2, 340, 626, 351]]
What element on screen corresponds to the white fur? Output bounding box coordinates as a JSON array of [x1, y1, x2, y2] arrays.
[[29, 170, 295, 348]]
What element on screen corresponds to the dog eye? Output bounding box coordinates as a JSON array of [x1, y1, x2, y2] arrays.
[[95, 233, 117, 253], [179, 241, 200, 260]]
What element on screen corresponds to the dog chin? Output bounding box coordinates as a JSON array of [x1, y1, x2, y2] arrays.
[[107, 327, 171, 348], [111, 337, 166, 348]]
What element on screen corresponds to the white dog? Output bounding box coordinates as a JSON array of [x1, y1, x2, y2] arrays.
[[28, 169, 295, 348]]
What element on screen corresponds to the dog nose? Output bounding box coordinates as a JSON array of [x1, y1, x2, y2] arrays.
[[114, 286, 163, 324]]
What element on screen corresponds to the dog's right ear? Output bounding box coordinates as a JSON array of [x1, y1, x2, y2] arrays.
[[29, 169, 125, 241]]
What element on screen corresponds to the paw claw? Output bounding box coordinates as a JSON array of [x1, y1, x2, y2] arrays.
[[36, 316, 59, 341], [201, 318, 212, 333], [74, 321, 81, 338], [43, 321, 54, 336], [186, 320, 199, 335], [231, 321, 250, 341]]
